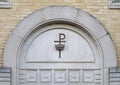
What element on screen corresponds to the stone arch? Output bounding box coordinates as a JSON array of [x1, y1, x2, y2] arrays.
[[3, 6, 116, 69]]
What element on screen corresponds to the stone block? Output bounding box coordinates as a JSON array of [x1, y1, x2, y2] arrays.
[[0, 68, 11, 85], [98, 35, 117, 67], [109, 67, 120, 85], [76, 10, 107, 39], [42, 6, 78, 21]]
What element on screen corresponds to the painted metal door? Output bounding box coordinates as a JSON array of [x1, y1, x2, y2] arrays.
[[18, 24, 103, 85]]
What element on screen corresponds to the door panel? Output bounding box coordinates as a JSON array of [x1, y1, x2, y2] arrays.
[[19, 69, 102, 85]]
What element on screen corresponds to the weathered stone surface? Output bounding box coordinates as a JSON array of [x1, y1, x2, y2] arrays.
[[109, 67, 120, 85], [4, 34, 22, 68], [98, 35, 117, 67], [0, 68, 11, 85]]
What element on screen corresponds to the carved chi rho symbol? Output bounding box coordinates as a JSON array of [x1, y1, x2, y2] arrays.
[[54, 33, 66, 58]]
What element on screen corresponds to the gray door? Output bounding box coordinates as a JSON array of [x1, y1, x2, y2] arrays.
[[18, 24, 103, 85]]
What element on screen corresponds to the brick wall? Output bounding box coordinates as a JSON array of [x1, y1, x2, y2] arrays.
[[0, 0, 120, 66]]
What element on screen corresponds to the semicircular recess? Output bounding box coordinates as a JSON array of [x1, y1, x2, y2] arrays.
[[19, 24, 100, 67], [26, 28, 95, 62]]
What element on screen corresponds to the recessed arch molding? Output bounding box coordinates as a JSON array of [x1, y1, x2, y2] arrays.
[[3, 6, 116, 68]]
